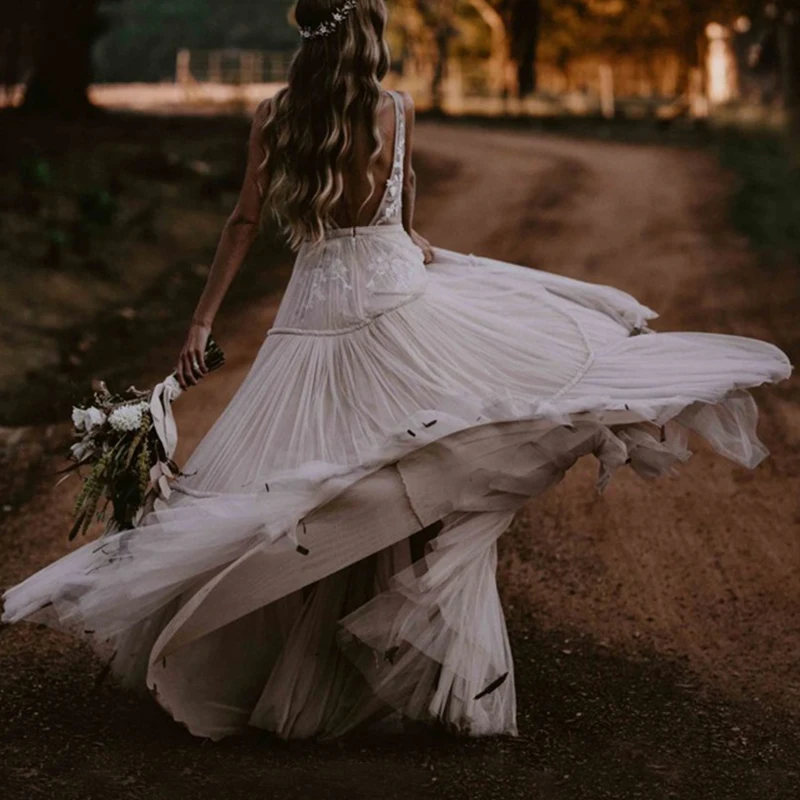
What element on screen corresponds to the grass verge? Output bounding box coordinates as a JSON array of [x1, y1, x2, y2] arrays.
[[712, 127, 800, 262]]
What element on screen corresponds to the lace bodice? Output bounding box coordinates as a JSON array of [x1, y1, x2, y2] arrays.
[[371, 90, 406, 227], [327, 90, 407, 231]]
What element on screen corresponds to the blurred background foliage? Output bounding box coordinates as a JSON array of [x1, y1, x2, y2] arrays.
[[2, 2, 797, 107], [1, 1, 797, 264], [94, 0, 297, 83], [0, 0, 797, 425]]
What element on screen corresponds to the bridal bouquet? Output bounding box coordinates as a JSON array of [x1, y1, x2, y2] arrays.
[[64, 336, 225, 540]]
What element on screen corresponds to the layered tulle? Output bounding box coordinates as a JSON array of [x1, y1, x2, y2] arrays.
[[2, 230, 792, 741]]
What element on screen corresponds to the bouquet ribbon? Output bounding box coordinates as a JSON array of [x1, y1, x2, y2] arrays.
[[150, 374, 184, 460], [146, 374, 184, 506]]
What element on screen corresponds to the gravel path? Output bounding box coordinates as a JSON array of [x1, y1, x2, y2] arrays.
[[1, 122, 798, 799]]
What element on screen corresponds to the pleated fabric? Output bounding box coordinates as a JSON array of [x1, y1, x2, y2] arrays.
[[2, 93, 792, 741], [3, 234, 791, 741]]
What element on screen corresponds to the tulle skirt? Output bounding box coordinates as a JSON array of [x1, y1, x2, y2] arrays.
[[2, 239, 792, 741]]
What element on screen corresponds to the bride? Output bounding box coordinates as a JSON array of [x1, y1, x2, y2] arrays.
[[2, 0, 792, 742]]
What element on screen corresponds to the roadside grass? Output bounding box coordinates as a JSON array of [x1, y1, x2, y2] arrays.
[[0, 109, 446, 428], [712, 128, 800, 262], [0, 110, 291, 427], [1, 106, 796, 428], [421, 109, 800, 265]]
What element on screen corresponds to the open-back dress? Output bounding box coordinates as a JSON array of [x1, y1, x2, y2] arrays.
[[2, 91, 792, 741]]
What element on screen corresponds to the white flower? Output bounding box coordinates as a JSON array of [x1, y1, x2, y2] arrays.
[[70, 440, 94, 461], [72, 406, 106, 432], [108, 402, 150, 433], [72, 406, 87, 431], [85, 406, 106, 430]]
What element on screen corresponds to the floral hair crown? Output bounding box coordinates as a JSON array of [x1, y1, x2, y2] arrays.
[[299, 0, 358, 40]]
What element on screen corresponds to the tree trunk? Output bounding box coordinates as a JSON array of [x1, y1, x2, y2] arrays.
[[1, 2, 33, 100], [431, 22, 453, 111], [413, 0, 456, 112], [509, 0, 541, 97], [784, 7, 800, 164], [466, 0, 510, 95], [22, 0, 100, 114]]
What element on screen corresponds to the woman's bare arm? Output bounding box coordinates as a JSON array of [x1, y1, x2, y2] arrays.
[[400, 91, 416, 236], [176, 99, 271, 388], [400, 91, 433, 265], [191, 99, 270, 327]]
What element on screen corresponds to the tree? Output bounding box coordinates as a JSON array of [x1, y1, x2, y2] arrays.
[[756, 0, 800, 161], [396, 0, 459, 109], [466, 0, 511, 94], [3, 0, 110, 114], [789, 4, 800, 161], [507, 0, 542, 96], [427, 0, 459, 108], [25, 0, 106, 113], [393, 0, 541, 102], [526, 0, 760, 95], [462, 0, 544, 97], [94, 0, 298, 84]]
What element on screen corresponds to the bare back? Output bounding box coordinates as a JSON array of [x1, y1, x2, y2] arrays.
[[331, 90, 400, 229]]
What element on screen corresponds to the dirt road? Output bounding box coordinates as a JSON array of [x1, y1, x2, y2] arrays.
[[1, 122, 799, 799], [416, 124, 800, 704]]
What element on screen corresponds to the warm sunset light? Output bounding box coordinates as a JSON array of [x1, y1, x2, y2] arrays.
[[0, 2, 798, 798]]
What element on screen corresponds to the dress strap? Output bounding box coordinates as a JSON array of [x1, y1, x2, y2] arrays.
[[378, 90, 406, 226], [390, 90, 406, 186], [368, 90, 406, 227]]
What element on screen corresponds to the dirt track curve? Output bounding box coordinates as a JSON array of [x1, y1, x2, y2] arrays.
[[1, 122, 799, 799], [416, 124, 800, 705]]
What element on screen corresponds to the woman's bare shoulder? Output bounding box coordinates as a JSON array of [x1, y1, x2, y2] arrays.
[[254, 94, 276, 124], [397, 89, 414, 108], [395, 90, 415, 112], [398, 90, 415, 126]]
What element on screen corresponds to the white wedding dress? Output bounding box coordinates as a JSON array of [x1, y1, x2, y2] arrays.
[[2, 91, 792, 742]]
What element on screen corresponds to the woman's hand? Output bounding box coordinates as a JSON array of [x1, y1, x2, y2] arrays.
[[176, 322, 211, 390], [411, 229, 434, 265]]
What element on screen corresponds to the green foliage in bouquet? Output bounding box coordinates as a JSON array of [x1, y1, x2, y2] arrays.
[[65, 336, 225, 540]]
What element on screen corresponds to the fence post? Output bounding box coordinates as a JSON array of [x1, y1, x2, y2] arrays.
[[240, 51, 251, 85], [688, 67, 709, 118], [176, 49, 191, 85], [209, 52, 222, 84], [599, 64, 615, 118], [253, 52, 264, 85]]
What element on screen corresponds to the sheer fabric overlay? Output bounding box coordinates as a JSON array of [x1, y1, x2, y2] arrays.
[[2, 91, 792, 741]]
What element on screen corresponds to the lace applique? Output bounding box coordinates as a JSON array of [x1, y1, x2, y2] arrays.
[[375, 95, 406, 226], [365, 254, 415, 293], [300, 257, 352, 318], [379, 174, 402, 225]]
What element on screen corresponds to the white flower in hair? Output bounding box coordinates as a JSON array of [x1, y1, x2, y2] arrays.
[[299, 0, 358, 39]]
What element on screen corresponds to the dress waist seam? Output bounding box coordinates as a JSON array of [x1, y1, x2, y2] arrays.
[[313, 223, 406, 242], [268, 290, 426, 338]]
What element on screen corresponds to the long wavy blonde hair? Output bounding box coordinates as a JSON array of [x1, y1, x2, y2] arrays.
[[258, 0, 391, 249]]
